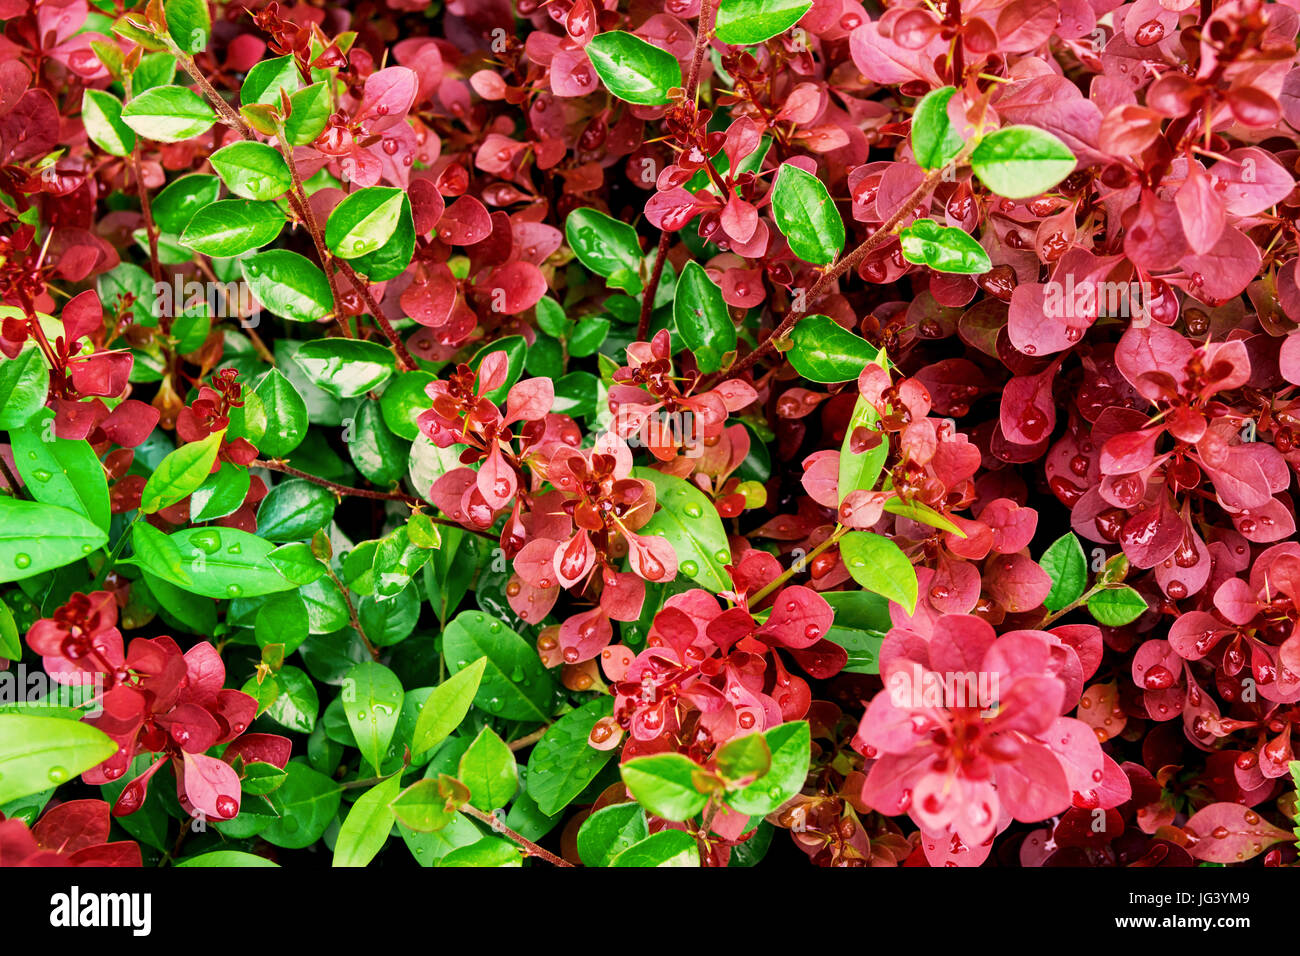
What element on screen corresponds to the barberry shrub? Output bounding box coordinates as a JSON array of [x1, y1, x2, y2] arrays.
[[1, 0, 1300, 870]]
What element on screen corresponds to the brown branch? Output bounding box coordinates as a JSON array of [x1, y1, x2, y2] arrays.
[[460, 804, 573, 867], [635, 0, 719, 341], [253, 458, 421, 504]]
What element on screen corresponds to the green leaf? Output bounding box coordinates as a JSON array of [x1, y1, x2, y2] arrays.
[[264, 666, 319, 733], [673, 261, 736, 374], [882, 496, 966, 535], [350, 195, 415, 282], [610, 828, 700, 866], [0, 499, 107, 583], [325, 186, 406, 259], [390, 777, 463, 832], [0, 346, 48, 430], [0, 715, 116, 804], [788, 314, 879, 383], [343, 661, 405, 773], [586, 31, 682, 106], [11, 408, 111, 532], [82, 89, 135, 156], [139, 430, 223, 514], [634, 468, 731, 592], [771, 164, 843, 266], [822, 590, 889, 674], [1041, 532, 1088, 612], [293, 338, 396, 399], [285, 81, 331, 144], [347, 400, 408, 487], [725, 721, 810, 815], [256, 479, 337, 542], [0, 598, 20, 661], [899, 218, 991, 274], [165, 0, 211, 53], [569, 316, 610, 358], [262, 762, 341, 849], [840, 530, 919, 613], [120, 85, 216, 142], [459, 727, 518, 812], [332, 774, 401, 867], [175, 850, 278, 867], [970, 125, 1076, 199], [438, 836, 521, 867], [256, 594, 310, 654], [130, 522, 295, 598], [380, 371, 437, 440], [715, 0, 813, 44], [1087, 586, 1148, 626], [180, 199, 285, 257], [911, 85, 964, 170], [621, 752, 708, 822], [130, 52, 178, 91], [151, 173, 220, 234], [411, 658, 487, 756], [715, 731, 771, 783], [189, 464, 250, 522], [565, 207, 644, 294], [240, 249, 332, 322], [254, 368, 308, 458], [443, 611, 555, 722], [838, 388, 887, 506], [242, 55, 300, 108], [525, 697, 617, 816], [210, 141, 293, 201], [577, 803, 650, 867]]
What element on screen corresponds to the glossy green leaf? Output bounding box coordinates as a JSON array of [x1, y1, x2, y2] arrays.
[[210, 141, 293, 201], [120, 85, 216, 142], [459, 727, 518, 812], [899, 218, 991, 274], [840, 530, 919, 613], [788, 314, 879, 383], [822, 590, 889, 674], [715, 0, 813, 44], [332, 774, 401, 867], [262, 762, 341, 849], [253, 368, 309, 458], [610, 828, 700, 866], [442, 612, 555, 723], [175, 851, 278, 867], [256, 479, 336, 542], [263, 666, 319, 733], [577, 803, 649, 867], [911, 85, 964, 170], [771, 164, 843, 266], [970, 125, 1076, 199], [411, 658, 487, 757], [285, 81, 331, 144], [325, 186, 405, 259], [1087, 586, 1148, 626], [343, 661, 405, 772], [293, 339, 396, 399], [11, 409, 110, 532], [1041, 532, 1088, 612], [525, 697, 617, 816], [634, 468, 730, 592], [130, 522, 295, 598], [350, 195, 415, 282], [150, 173, 220, 234], [165, 0, 211, 53], [0, 499, 107, 583], [139, 430, 223, 514], [620, 752, 708, 822], [565, 207, 643, 294], [0, 347, 48, 430], [715, 731, 771, 783], [725, 721, 811, 815], [0, 715, 116, 805], [82, 89, 135, 156], [586, 31, 682, 106], [180, 199, 285, 257], [240, 249, 332, 322], [242, 55, 300, 108], [673, 261, 736, 374], [380, 371, 436, 440]]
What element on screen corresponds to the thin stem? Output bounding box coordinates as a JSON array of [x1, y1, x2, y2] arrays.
[[253, 458, 421, 505], [0, 455, 26, 500], [322, 562, 380, 659], [635, 0, 719, 340], [460, 804, 573, 867], [507, 727, 548, 752], [750, 525, 846, 606]]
